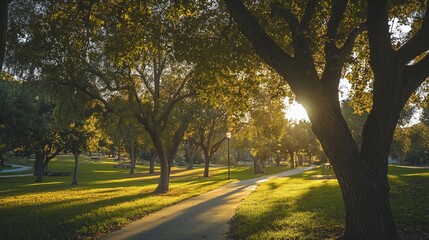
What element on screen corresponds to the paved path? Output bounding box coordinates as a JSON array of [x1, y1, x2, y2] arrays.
[[102, 166, 315, 240], [0, 164, 32, 173]]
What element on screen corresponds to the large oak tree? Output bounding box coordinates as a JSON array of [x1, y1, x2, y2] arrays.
[[225, 0, 429, 239]]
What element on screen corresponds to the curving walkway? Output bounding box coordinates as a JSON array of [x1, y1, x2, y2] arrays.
[[101, 166, 315, 240], [0, 164, 33, 178]]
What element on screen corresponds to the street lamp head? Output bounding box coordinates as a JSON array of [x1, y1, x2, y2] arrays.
[[226, 131, 232, 139]]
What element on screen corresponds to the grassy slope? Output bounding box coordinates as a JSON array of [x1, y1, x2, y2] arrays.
[[228, 166, 429, 240], [0, 155, 289, 239]]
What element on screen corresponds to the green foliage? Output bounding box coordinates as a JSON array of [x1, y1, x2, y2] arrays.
[[0, 79, 32, 153], [391, 123, 429, 165]]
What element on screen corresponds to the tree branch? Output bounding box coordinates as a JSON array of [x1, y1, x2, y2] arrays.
[[271, 2, 316, 70], [135, 65, 155, 97], [402, 53, 429, 100], [160, 91, 195, 128], [171, 73, 190, 102], [302, 0, 316, 29], [211, 137, 227, 156], [224, 0, 299, 87], [367, 0, 394, 69], [70, 81, 114, 113], [397, 2, 429, 65], [339, 23, 367, 55], [326, 0, 348, 44]]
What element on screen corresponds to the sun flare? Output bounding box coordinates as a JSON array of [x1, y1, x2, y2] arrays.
[[285, 102, 309, 121]]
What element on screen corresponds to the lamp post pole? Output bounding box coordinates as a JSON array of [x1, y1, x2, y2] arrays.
[[226, 132, 231, 180]]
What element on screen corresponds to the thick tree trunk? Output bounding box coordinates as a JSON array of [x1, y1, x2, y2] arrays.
[[71, 152, 79, 185], [311, 107, 397, 240], [253, 158, 264, 174], [150, 135, 169, 193], [341, 166, 396, 239], [154, 153, 169, 193]]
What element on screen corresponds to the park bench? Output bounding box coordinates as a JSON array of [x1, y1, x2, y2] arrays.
[[324, 163, 332, 169], [47, 171, 72, 176]]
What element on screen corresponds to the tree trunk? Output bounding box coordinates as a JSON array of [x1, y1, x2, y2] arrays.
[[184, 146, 196, 170], [187, 157, 194, 170], [150, 134, 169, 194], [149, 153, 155, 174], [341, 166, 396, 239], [253, 158, 264, 174], [311, 107, 397, 240], [203, 150, 210, 177], [289, 152, 295, 168], [71, 152, 79, 185], [154, 153, 169, 193], [130, 145, 136, 175], [298, 154, 303, 166], [34, 150, 44, 183], [117, 144, 122, 162]]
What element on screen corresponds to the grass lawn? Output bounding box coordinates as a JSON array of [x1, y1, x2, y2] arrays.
[[228, 166, 429, 240], [0, 155, 289, 239]]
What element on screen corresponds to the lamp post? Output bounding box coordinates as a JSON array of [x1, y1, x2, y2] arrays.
[[226, 131, 231, 180]]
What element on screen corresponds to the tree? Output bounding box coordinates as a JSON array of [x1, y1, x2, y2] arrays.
[[404, 124, 429, 165], [0, 78, 33, 164], [225, 0, 429, 238], [6, 1, 201, 193], [390, 127, 410, 164], [182, 134, 200, 170], [64, 122, 89, 186], [192, 106, 228, 177], [25, 98, 65, 183], [249, 98, 287, 173]]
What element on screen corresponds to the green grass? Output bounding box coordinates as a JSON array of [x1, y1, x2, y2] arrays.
[[0, 155, 289, 239], [228, 166, 429, 240]]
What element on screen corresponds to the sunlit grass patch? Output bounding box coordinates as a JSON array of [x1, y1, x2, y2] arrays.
[[229, 165, 429, 240], [0, 156, 290, 239]]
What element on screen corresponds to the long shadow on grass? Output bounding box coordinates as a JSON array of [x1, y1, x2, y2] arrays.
[[0, 189, 157, 239], [229, 173, 344, 240], [230, 166, 429, 240]]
